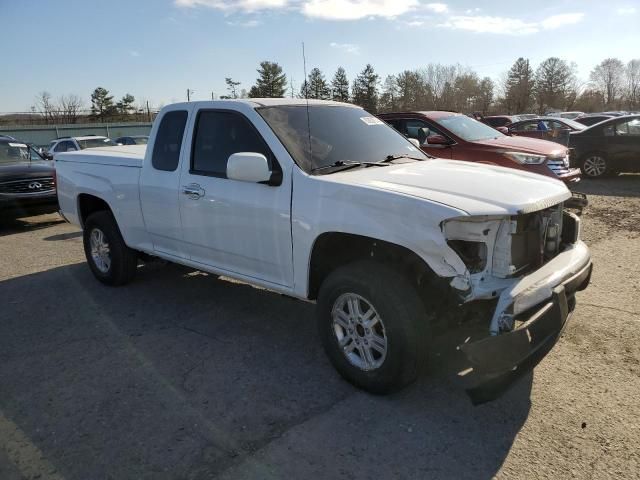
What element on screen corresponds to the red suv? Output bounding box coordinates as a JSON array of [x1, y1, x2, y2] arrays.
[[378, 111, 581, 184]]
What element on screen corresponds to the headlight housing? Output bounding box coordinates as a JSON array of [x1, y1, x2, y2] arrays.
[[503, 151, 546, 165]]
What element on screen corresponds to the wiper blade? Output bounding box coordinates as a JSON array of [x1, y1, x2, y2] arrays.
[[311, 160, 389, 173], [384, 153, 432, 162]]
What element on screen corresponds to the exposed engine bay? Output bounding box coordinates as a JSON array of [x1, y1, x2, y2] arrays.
[[442, 200, 583, 335]]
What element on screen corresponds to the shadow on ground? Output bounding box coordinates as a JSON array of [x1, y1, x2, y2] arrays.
[[0, 262, 532, 479], [573, 173, 640, 197], [0, 213, 64, 237]]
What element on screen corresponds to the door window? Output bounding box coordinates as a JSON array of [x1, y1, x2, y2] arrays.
[[54, 141, 76, 152], [191, 110, 275, 178], [404, 119, 445, 144], [616, 119, 640, 136], [151, 110, 188, 171]]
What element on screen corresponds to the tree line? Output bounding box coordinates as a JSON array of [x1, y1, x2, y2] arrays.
[[28, 88, 152, 125], [12, 55, 640, 127], [240, 57, 640, 114]]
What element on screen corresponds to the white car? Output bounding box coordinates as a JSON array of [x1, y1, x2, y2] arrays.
[[46, 135, 116, 157], [55, 99, 592, 403]]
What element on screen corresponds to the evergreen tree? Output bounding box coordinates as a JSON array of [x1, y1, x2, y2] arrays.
[[90, 87, 114, 118], [352, 64, 379, 113], [225, 77, 241, 99], [505, 58, 534, 113], [534, 57, 576, 112], [116, 94, 135, 115], [331, 67, 350, 102], [305, 67, 330, 100], [248, 61, 287, 98]]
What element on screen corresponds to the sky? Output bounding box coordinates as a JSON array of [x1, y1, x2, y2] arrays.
[[1, 0, 639, 112]]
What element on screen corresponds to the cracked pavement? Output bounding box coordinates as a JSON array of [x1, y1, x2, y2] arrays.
[[0, 175, 639, 479]]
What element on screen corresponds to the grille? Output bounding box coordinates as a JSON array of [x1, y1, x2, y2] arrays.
[[546, 155, 571, 176], [0, 177, 55, 194]]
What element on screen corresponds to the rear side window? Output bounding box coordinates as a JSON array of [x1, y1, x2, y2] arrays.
[[152, 110, 188, 171], [191, 110, 272, 178]]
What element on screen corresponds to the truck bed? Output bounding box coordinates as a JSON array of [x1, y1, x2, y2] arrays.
[[56, 145, 145, 168]]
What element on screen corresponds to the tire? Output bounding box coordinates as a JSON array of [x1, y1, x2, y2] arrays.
[[316, 261, 428, 394], [581, 153, 608, 178], [83, 210, 138, 286]]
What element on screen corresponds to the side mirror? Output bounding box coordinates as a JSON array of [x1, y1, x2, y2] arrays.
[[227, 152, 272, 184], [496, 126, 510, 135], [426, 134, 450, 146], [408, 138, 420, 148], [43, 152, 54, 160]]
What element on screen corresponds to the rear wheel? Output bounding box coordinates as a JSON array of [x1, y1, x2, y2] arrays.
[[317, 261, 428, 393], [83, 211, 138, 285], [581, 153, 608, 178]]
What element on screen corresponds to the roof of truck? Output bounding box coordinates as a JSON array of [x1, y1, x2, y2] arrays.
[[173, 98, 359, 109]]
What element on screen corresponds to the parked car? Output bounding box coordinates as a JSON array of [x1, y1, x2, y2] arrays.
[[515, 113, 538, 120], [548, 111, 584, 120], [55, 99, 592, 403], [114, 135, 149, 146], [508, 117, 586, 145], [0, 136, 58, 217], [574, 114, 614, 127], [378, 111, 581, 184], [569, 115, 640, 177], [46, 136, 117, 157], [480, 115, 521, 128]]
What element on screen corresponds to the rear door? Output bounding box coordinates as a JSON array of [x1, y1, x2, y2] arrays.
[[607, 118, 640, 171], [139, 106, 191, 258], [178, 108, 293, 287]]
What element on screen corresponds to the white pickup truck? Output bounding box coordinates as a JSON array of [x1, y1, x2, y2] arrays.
[[56, 99, 592, 403]]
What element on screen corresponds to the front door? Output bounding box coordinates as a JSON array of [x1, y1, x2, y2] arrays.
[[178, 109, 293, 287], [139, 108, 190, 258]]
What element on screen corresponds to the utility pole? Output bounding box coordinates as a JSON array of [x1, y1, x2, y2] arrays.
[[187, 89, 194, 102], [146, 101, 151, 122]]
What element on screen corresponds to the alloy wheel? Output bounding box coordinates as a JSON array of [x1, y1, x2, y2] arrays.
[[331, 293, 387, 371], [583, 155, 607, 177], [90, 228, 111, 273]]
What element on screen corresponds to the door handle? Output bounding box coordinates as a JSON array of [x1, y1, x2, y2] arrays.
[[182, 183, 205, 199]]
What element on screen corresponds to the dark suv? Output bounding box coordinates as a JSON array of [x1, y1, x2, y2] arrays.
[[0, 136, 58, 217]]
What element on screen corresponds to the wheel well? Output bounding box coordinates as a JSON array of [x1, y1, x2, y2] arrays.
[[307, 232, 443, 301], [77, 194, 112, 227]]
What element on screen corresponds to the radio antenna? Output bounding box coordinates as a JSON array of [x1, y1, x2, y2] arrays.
[[302, 42, 312, 165]]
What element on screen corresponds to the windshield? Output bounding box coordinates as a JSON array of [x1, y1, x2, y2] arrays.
[[0, 140, 43, 164], [258, 105, 427, 173], [561, 119, 587, 130], [436, 115, 505, 142], [78, 137, 117, 149]]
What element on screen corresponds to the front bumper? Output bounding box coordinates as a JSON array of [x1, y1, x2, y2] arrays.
[[556, 167, 582, 184], [0, 193, 58, 216], [459, 241, 592, 404]]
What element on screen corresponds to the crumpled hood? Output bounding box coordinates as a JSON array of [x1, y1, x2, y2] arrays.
[[325, 159, 571, 216]]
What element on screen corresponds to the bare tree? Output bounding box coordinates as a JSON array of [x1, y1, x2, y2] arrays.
[[626, 59, 640, 110], [34, 91, 58, 124], [58, 94, 84, 123], [590, 58, 625, 108]]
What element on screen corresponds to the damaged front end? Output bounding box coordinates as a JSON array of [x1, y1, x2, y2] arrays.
[[441, 200, 592, 404]]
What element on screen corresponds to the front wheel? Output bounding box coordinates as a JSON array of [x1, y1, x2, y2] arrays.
[[83, 211, 138, 286], [316, 261, 428, 393], [581, 154, 608, 178]]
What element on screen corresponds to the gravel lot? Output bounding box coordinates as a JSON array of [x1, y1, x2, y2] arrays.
[[1, 175, 639, 480]]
